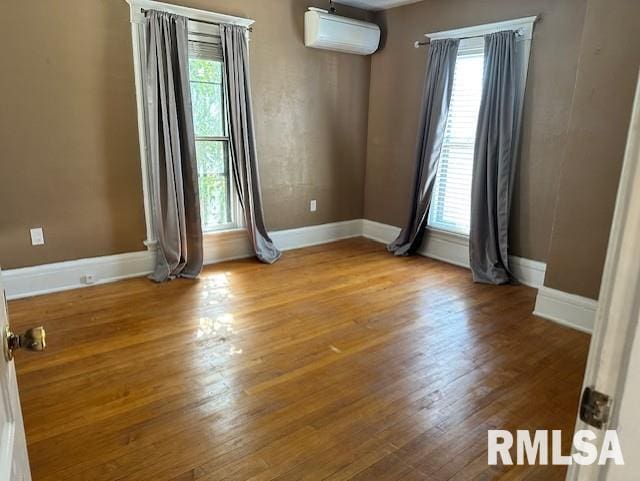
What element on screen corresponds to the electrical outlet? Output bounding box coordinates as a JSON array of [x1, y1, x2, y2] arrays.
[[83, 274, 96, 285], [30, 227, 45, 246], [310, 200, 317, 212]]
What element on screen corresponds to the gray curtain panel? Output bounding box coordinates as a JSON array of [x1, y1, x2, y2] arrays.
[[388, 39, 460, 256], [145, 11, 203, 282], [220, 24, 281, 264], [469, 30, 523, 284]]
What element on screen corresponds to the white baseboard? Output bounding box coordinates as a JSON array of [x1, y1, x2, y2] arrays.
[[510, 257, 547, 289], [3, 251, 155, 300], [204, 219, 364, 265], [360, 219, 400, 245], [4, 219, 576, 327], [271, 219, 363, 251], [361, 219, 546, 288], [533, 287, 598, 334], [3, 220, 364, 300]]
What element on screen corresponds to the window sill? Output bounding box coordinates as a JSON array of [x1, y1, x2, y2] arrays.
[[426, 227, 469, 246], [201, 228, 252, 265], [203, 228, 247, 241]]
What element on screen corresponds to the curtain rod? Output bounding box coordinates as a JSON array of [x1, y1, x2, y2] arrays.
[[140, 8, 254, 31], [414, 15, 540, 48]]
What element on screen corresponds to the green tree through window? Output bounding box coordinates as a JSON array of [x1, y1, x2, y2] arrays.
[[188, 56, 234, 231]]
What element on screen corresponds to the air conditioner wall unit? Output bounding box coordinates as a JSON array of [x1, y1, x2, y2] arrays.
[[304, 8, 381, 56]]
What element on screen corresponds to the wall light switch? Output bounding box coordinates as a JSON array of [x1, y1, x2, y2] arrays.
[[310, 200, 317, 212], [30, 227, 45, 246]]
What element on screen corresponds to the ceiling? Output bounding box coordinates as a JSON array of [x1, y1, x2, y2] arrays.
[[334, 0, 423, 11]]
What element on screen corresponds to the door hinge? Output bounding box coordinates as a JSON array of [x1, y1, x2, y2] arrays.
[[580, 387, 611, 429]]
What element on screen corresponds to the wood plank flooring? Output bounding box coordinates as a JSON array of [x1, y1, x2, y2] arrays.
[[8, 238, 590, 480]]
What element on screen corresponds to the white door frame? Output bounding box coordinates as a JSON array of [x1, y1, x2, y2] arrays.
[[0, 272, 32, 481], [566, 70, 640, 480]]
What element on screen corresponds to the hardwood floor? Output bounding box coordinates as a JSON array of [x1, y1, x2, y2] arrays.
[[8, 238, 590, 481]]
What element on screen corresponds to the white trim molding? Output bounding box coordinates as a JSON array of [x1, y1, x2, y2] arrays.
[[202, 220, 364, 264], [361, 219, 546, 289], [358, 219, 399, 245], [270, 220, 363, 251], [533, 287, 599, 334], [509, 257, 547, 289], [3, 220, 363, 300], [3, 252, 156, 301], [425, 16, 538, 42], [125, 0, 254, 28]]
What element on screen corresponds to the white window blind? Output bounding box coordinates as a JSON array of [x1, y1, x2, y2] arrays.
[[188, 39, 223, 61], [428, 41, 485, 236]]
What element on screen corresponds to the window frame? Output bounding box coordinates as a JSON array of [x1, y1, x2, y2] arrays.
[[126, 0, 254, 249], [427, 37, 485, 237], [187, 27, 243, 234], [423, 16, 537, 239]]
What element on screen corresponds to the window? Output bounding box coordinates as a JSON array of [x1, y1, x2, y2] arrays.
[[188, 41, 238, 232], [428, 39, 485, 236]]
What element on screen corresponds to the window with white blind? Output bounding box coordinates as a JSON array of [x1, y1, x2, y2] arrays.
[[427, 39, 485, 236]]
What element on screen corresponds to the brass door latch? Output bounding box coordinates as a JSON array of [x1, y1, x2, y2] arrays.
[[4, 326, 46, 361]]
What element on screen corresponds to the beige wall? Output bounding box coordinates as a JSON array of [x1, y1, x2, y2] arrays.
[[0, 0, 146, 269], [364, 0, 587, 263], [544, 0, 640, 299], [0, 0, 372, 269]]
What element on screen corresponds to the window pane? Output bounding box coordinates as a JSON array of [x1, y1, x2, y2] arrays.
[[188, 48, 233, 232], [191, 82, 224, 137], [196, 141, 226, 175], [196, 141, 231, 231], [189, 58, 222, 83], [428, 46, 484, 236], [199, 174, 231, 231]]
